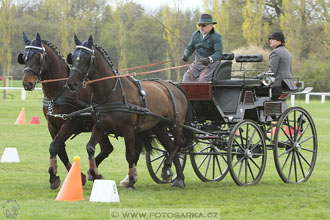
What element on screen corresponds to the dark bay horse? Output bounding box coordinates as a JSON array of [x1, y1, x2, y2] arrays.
[[67, 34, 192, 189], [18, 32, 114, 189]]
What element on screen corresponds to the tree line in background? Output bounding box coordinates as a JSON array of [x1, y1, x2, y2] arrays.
[[0, 0, 329, 94]]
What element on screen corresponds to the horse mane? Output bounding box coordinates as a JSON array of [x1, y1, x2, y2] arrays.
[[93, 44, 116, 71], [41, 40, 70, 71]]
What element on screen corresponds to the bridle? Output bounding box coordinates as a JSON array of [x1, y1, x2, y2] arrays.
[[23, 44, 47, 82], [71, 45, 95, 87]]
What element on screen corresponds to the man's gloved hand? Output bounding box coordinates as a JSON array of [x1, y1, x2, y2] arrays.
[[256, 72, 265, 79], [182, 55, 188, 62], [200, 57, 211, 65]]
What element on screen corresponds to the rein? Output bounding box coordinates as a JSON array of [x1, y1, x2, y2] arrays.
[[85, 63, 191, 85], [39, 59, 203, 85]]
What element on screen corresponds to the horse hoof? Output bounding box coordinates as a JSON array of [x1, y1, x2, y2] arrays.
[[120, 174, 138, 186], [161, 167, 173, 182], [125, 186, 135, 191], [87, 170, 94, 181], [50, 176, 61, 190], [172, 179, 185, 188], [81, 172, 86, 186], [94, 174, 104, 180]]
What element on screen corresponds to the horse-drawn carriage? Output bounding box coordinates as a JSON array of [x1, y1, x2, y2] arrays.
[[19, 33, 317, 190], [146, 52, 317, 186]]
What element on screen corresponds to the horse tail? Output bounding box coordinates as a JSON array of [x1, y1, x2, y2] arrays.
[[136, 131, 155, 155]]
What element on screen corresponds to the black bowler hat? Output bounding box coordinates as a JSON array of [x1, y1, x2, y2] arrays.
[[269, 31, 285, 43], [198, 14, 217, 25]]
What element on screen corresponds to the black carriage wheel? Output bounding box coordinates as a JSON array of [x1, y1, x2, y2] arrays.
[[190, 137, 228, 182], [146, 143, 186, 184], [227, 120, 267, 186], [273, 107, 317, 183]]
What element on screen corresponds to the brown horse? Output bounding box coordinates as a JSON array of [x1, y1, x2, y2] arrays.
[[18, 32, 114, 189], [67, 34, 192, 189]]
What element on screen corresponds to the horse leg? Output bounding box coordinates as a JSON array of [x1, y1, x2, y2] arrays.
[[48, 122, 83, 189], [170, 127, 185, 188], [87, 134, 113, 181], [153, 125, 176, 182], [120, 132, 148, 186], [87, 125, 105, 181], [123, 127, 137, 190], [95, 134, 113, 167]]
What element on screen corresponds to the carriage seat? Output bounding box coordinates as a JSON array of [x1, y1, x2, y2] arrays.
[[212, 52, 235, 82], [235, 54, 263, 63], [214, 79, 261, 87]]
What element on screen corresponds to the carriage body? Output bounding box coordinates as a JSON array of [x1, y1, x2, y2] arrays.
[[147, 53, 317, 186]]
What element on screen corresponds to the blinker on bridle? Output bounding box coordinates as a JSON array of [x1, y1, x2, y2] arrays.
[[72, 45, 95, 88], [23, 45, 47, 82]]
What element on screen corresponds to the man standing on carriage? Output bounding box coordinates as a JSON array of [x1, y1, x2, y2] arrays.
[[182, 14, 223, 82]]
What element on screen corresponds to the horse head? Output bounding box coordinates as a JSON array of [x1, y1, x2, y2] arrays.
[[18, 32, 47, 91], [67, 34, 94, 92]]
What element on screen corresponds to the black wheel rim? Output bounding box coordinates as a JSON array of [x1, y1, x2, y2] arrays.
[[228, 120, 267, 186], [190, 138, 228, 182], [274, 107, 317, 183]]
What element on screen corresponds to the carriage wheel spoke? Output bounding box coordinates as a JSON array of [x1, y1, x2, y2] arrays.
[[248, 157, 261, 170], [300, 147, 315, 153], [221, 154, 228, 164], [299, 136, 313, 145], [197, 154, 209, 169], [152, 147, 166, 154], [296, 151, 306, 179], [215, 155, 223, 175], [150, 153, 166, 163], [233, 138, 246, 152], [297, 151, 312, 168], [247, 160, 255, 180], [288, 151, 295, 181], [278, 147, 293, 158], [280, 126, 294, 145], [297, 122, 310, 143], [245, 159, 248, 184], [293, 149, 298, 182], [154, 156, 166, 175], [237, 159, 244, 180], [204, 151, 212, 177], [281, 151, 292, 170]]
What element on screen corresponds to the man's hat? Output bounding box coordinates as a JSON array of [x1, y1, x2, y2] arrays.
[[268, 31, 285, 43], [198, 14, 217, 25]]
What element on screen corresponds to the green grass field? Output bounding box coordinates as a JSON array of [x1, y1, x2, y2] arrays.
[[0, 90, 329, 220]]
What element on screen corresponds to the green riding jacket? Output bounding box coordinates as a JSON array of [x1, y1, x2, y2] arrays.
[[184, 28, 223, 62]]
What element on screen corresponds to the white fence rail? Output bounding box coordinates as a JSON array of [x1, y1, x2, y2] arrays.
[[290, 92, 330, 106], [1, 87, 330, 104], [0, 87, 42, 100]]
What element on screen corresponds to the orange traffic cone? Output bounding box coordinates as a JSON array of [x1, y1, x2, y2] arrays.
[[30, 116, 40, 124], [55, 156, 83, 201], [15, 107, 26, 125]]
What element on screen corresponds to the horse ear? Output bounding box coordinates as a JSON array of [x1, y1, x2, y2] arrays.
[[66, 53, 73, 65], [17, 53, 25, 64], [87, 35, 93, 47], [74, 33, 82, 46], [36, 32, 42, 44], [22, 32, 31, 45]]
